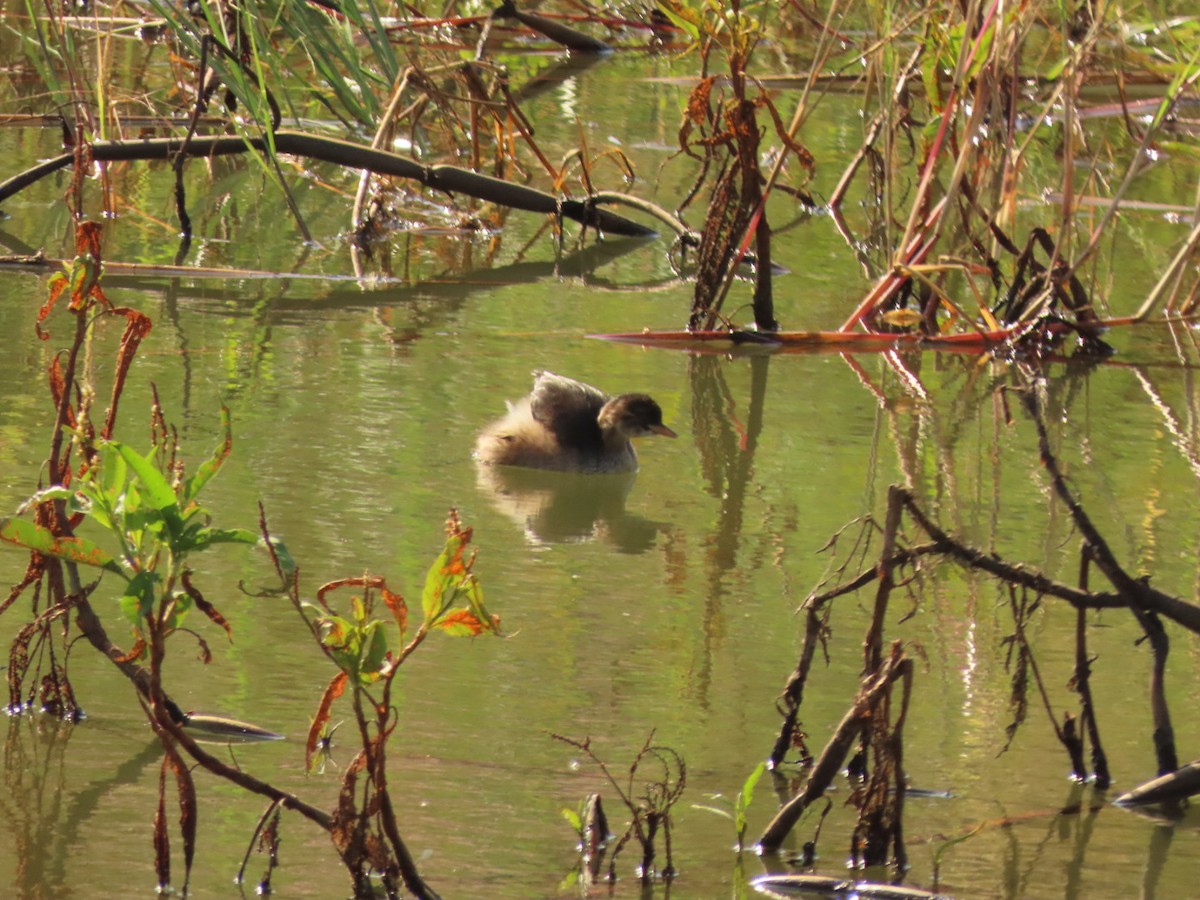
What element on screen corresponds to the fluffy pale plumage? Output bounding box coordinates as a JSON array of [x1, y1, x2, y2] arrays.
[[475, 371, 676, 474]]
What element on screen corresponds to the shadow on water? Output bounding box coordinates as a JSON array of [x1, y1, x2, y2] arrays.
[[1, 716, 161, 897], [0, 221, 663, 325]]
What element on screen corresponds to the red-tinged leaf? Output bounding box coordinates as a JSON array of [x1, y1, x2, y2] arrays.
[[316, 575, 385, 612], [382, 588, 407, 638], [306, 672, 348, 774], [104, 309, 153, 437], [364, 833, 391, 870], [194, 634, 212, 665], [461, 576, 500, 635], [48, 356, 66, 408], [433, 609, 487, 636], [422, 532, 469, 619], [0, 517, 121, 573], [67, 255, 98, 310], [182, 569, 232, 640], [161, 735, 198, 892], [75, 219, 102, 257], [36, 272, 69, 340], [114, 636, 147, 664], [330, 751, 368, 859], [155, 758, 171, 891]]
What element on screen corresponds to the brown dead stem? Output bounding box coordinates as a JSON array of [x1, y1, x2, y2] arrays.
[[774, 384, 1190, 815], [760, 643, 910, 853]]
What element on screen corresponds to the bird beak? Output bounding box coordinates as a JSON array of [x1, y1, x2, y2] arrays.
[[650, 424, 678, 438]]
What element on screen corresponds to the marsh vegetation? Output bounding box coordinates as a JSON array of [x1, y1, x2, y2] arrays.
[[1, 1, 1199, 898]]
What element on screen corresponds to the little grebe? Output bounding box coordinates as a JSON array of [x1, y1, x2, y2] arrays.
[[475, 370, 677, 473]]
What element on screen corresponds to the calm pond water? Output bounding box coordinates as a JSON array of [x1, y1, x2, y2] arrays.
[[3, 36, 1200, 900]]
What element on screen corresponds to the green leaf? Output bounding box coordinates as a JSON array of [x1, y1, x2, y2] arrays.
[[185, 527, 260, 553], [562, 807, 583, 831], [657, 1, 702, 41], [1041, 55, 1069, 82], [1158, 140, 1200, 160], [421, 531, 468, 620], [318, 615, 363, 676], [319, 615, 354, 650], [266, 536, 297, 577], [98, 443, 129, 505], [105, 441, 187, 545], [735, 761, 766, 835], [15, 485, 76, 512], [107, 441, 177, 512], [738, 761, 766, 813], [360, 621, 389, 681], [463, 575, 492, 624], [0, 516, 122, 573], [164, 591, 192, 630], [124, 505, 165, 539], [119, 570, 161, 625], [118, 593, 142, 625], [183, 407, 233, 505]]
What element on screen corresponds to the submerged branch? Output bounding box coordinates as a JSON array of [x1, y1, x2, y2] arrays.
[[807, 493, 1200, 639], [759, 644, 909, 852], [71, 583, 335, 830]]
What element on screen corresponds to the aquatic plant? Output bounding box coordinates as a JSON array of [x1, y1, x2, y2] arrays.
[[553, 730, 686, 883], [0, 218, 500, 897]]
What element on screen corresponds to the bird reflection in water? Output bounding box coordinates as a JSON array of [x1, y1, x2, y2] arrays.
[[475, 464, 667, 554]]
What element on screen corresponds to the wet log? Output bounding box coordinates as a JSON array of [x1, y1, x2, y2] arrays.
[[1115, 760, 1200, 806], [493, 1, 612, 53], [182, 713, 285, 743], [754, 874, 943, 899], [0, 130, 655, 238]]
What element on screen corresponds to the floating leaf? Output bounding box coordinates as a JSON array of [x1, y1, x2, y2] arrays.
[[184, 714, 285, 742], [879, 308, 925, 328]]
